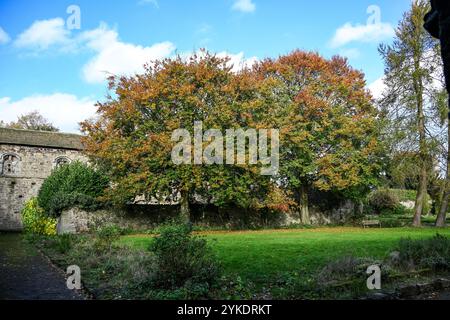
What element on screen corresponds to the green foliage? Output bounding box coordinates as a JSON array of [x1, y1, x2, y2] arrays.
[[93, 225, 128, 252], [21, 198, 57, 235], [51, 234, 73, 254], [367, 189, 400, 213], [121, 227, 450, 297], [216, 275, 254, 300], [390, 188, 431, 214], [32, 227, 450, 300], [366, 188, 431, 215], [33, 233, 158, 299], [38, 161, 109, 217], [316, 256, 379, 288], [378, 0, 443, 223], [389, 189, 418, 202], [96, 224, 128, 239], [402, 189, 431, 215], [148, 222, 222, 291], [396, 234, 450, 271]]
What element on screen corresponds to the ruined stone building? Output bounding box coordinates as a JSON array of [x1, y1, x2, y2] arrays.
[[0, 128, 86, 231]]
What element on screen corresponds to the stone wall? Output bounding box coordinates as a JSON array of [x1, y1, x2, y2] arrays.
[[57, 207, 179, 234], [57, 200, 361, 235], [0, 128, 86, 231], [57, 206, 298, 234]]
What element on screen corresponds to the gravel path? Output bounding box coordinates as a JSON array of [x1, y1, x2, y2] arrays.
[[0, 233, 83, 300]]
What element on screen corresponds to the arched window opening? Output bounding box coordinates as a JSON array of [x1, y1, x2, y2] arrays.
[[1, 154, 20, 175], [55, 156, 71, 169]]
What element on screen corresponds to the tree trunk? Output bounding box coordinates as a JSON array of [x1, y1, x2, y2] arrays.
[[179, 190, 190, 223], [412, 50, 427, 228], [436, 118, 450, 227], [413, 165, 427, 227], [299, 184, 310, 225]]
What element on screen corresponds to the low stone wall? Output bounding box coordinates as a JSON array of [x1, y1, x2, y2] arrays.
[[56, 207, 300, 234], [57, 200, 360, 234], [57, 207, 175, 234]]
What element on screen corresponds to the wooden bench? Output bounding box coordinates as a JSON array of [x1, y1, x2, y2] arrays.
[[362, 219, 381, 228]]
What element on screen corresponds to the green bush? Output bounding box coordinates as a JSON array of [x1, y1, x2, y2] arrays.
[[38, 161, 109, 217], [378, 204, 412, 217], [389, 189, 431, 215], [148, 222, 222, 292], [93, 225, 128, 252], [51, 234, 73, 254], [22, 198, 57, 235], [396, 234, 450, 271], [366, 189, 432, 215], [377, 217, 405, 228], [317, 256, 378, 287], [367, 189, 399, 213], [389, 189, 417, 202]]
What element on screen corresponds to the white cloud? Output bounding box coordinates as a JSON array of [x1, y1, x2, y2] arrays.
[[14, 20, 176, 83], [75, 23, 254, 83], [232, 0, 256, 13], [368, 77, 386, 100], [216, 51, 258, 72], [0, 26, 11, 44], [80, 23, 175, 84], [330, 21, 394, 48], [0, 94, 97, 133], [13, 20, 254, 84], [180, 50, 258, 73], [339, 48, 361, 59], [138, 0, 159, 8], [14, 18, 70, 50]]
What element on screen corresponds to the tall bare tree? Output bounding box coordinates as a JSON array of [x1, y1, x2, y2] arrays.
[[379, 0, 445, 226]]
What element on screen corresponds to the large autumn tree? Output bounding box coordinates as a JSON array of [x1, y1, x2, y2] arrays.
[[253, 51, 382, 224], [80, 52, 279, 221], [81, 50, 380, 224]]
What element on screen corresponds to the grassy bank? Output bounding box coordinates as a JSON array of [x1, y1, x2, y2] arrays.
[[119, 227, 450, 287], [31, 226, 450, 299]]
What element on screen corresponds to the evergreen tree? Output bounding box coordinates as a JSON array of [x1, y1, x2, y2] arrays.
[[379, 0, 446, 226]]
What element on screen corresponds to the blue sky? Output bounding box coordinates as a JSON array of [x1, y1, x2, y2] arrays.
[[0, 0, 412, 132]]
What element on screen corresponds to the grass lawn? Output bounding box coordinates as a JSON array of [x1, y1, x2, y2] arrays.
[[119, 227, 450, 286]]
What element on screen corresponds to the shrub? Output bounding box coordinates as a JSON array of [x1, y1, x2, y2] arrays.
[[22, 198, 57, 235], [317, 256, 378, 286], [93, 225, 127, 252], [38, 161, 109, 217], [395, 234, 450, 271], [40, 234, 158, 299], [389, 189, 431, 215], [389, 189, 417, 202], [52, 234, 73, 254], [367, 189, 399, 214], [377, 217, 405, 228], [148, 222, 222, 291]]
